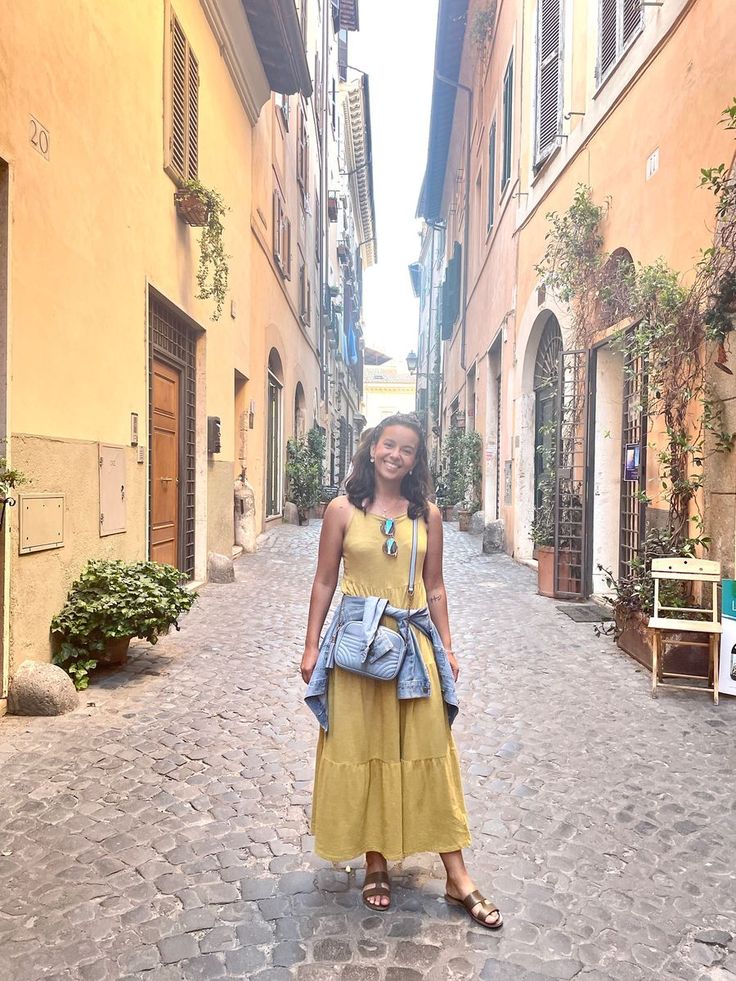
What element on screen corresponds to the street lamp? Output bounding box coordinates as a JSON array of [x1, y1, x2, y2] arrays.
[[406, 350, 417, 375]]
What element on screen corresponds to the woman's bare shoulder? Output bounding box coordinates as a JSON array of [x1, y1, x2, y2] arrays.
[[324, 495, 353, 526]]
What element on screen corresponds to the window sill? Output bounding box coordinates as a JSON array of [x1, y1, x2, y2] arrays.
[[531, 145, 561, 186], [593, 27, 644, 100]]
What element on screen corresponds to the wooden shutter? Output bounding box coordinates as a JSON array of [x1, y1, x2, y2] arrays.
[[536, 0, 562, 163], [622, 0, 641, 46], [273, 191, 282, 266], [487, 120, 497, 230], [170, 15, 198, 180], [501, 54, 514, 188], [186, 48, 199, 179], [599, 0, 617, 80]]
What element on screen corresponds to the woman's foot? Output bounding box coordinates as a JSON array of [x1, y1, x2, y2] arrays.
[[445, 874, 502, 928], [362, 853, 391, 910]]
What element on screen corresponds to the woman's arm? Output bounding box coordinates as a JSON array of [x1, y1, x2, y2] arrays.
[[301, 496, 350, 683], [422, 503, 459, 681]]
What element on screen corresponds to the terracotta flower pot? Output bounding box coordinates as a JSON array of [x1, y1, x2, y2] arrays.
[[174, 189, 210, 226], [100, 636, 132, 666], [458, 510, 472, 532], [537, 545, 554, 597]]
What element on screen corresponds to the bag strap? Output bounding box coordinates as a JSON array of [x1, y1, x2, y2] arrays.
[[408, 518, 418, 597]]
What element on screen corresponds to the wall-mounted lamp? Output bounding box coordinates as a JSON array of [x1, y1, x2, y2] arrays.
[[564, 111, 586, 120], [406, 351, 418, 375]]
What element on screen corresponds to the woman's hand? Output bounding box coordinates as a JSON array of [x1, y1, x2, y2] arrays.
[[301, 645, 319, 684], [447, 650, 459, 682]]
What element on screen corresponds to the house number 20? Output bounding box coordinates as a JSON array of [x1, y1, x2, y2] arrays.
[[29, 116, 50, 160]]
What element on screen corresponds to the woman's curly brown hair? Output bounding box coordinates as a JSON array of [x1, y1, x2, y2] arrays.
[[346, 413, 431, 521]]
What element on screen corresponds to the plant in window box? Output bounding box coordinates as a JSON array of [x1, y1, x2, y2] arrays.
[[174, 178, 230, 321], [51, 559, 196, 690]]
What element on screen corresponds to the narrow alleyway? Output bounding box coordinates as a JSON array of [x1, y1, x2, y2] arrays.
[[1, 524, 735, 981]]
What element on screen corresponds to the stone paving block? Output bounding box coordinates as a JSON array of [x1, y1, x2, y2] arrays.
[[157, 933, 200, 965]]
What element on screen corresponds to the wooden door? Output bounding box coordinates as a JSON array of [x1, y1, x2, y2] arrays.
[[151, 358, 180, 566]]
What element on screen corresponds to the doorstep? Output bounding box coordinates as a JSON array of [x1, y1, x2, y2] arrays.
[[185, 580, 204, 594]]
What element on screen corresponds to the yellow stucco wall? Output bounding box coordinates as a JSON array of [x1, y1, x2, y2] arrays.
[[0, 0, 273, 679]]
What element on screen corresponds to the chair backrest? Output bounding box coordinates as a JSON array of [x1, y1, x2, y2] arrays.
[[650, 557, 721, 582], [651, 557, 721, 625]]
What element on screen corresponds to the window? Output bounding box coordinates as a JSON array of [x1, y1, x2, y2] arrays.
[[314, 188, 321, 262], [330, 77, 336, 130], [168, 14, 198, 181], [487, 119, 497, 231], [297, 106, 309, 199], [273, 189, 291, 279], [298, 256, 312, 326], [598, 0, 642, 83], [276, 92, 290, 129], [501, 53, 514, 191], [535, 0, 563, 166]]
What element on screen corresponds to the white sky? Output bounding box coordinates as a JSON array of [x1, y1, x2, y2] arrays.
[[349, 0, 439, 362]]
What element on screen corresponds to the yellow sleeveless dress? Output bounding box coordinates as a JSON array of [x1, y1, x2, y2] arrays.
[[311, 507, 470, 862]]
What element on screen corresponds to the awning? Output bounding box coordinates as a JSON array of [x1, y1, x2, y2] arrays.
[[241, 0, 312, 97]]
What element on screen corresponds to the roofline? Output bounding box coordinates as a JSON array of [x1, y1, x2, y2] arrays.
[[416, 0, 468, 221]]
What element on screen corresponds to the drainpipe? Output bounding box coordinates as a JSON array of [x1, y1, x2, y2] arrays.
[[434, 69, 472, 374], [426, 223, 436, 437]]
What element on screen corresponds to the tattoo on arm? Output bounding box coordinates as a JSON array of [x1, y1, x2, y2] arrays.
[[429, 592, 442, 604]]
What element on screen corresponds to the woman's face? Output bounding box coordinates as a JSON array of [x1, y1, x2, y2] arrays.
[[372, 425, 419, 484]]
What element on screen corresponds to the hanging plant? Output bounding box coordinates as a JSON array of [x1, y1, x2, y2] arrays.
[[175, 178, 230, 321]]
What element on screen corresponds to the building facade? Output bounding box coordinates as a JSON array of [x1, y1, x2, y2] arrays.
[[0, 0, 373, 701], [418, 0, 736, 593]]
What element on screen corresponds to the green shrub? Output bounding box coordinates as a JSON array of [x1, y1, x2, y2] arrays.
[[51, 559, 196, 689]]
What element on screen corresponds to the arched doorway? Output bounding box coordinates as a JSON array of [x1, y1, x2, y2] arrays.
[[533, 316, 563, 519], [294, 382, 306, 439], [266, 348, 283, 517]]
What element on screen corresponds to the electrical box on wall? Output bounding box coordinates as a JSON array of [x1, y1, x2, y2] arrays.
[[99, 443, 127, 536], [19, 494, 65, 554], [207, 416, 222, 455]]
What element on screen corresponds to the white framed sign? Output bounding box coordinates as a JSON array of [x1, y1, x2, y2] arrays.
[[719, 580, 736, 697]]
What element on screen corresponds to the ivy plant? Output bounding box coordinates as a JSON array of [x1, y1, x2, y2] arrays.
[[51, 559, 196, 689], [179, 178, 230, 322]]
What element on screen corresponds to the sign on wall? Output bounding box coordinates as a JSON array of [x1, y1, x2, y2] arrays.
[[624, 443, 640, 482], [719, 580, 736, 698]]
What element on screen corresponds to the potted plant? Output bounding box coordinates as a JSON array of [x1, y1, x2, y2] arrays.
[[51, 559, 196, 689], [598, 528, 707, 672], [457, 430, 482, 531], [286, 427, 326, 525], [312, 483, 339, 519], [174, 178, 229, 321]]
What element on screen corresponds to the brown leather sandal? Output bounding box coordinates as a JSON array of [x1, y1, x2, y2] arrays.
[[445, 889, 503, 929], [362, 870, 391, 911]]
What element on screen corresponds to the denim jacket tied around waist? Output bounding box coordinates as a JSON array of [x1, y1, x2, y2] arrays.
[[304, 594, 459, 732]]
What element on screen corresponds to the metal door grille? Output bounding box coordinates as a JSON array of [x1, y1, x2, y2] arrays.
[[149, 295, 197, 578], [554, 349, 589, 598], [619, 347, 647, 579]]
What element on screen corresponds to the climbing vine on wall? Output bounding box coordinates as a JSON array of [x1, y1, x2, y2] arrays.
[[535, 100, 736, 548]]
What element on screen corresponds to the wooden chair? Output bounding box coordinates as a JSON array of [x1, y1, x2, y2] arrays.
[[649, 557, 721, 704]]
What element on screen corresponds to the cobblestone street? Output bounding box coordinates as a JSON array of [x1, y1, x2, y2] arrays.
[[1, 522, 735, 981]]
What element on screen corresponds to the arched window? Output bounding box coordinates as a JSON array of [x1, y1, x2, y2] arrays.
[[533, 316, 563, 514], [294, 382, 306, 439]]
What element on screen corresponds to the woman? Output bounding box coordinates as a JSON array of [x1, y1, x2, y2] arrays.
[[301, 413, 502, 928]]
